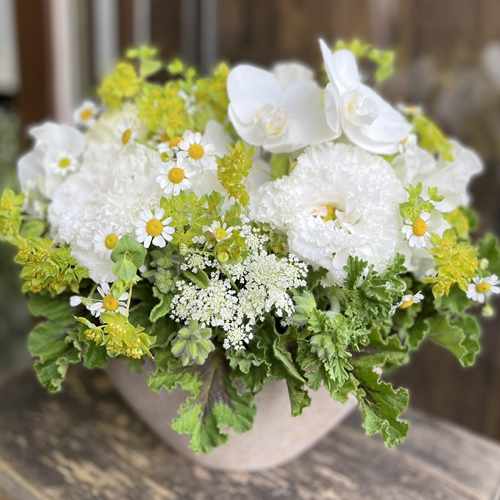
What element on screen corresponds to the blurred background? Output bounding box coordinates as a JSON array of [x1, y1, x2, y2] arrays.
[[1, 0, 499, 441]]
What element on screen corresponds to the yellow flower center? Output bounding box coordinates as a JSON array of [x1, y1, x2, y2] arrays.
[[322, 204, 337, 222], [399, 299, 414, 310], [104, 233, 119, 250], [168, 167, 186, 184], [188, 143, 204, 160], [160, 151, 170, 162], [57, 157, 72, 169], [121, 128, 133, 145], [103, 294, 119, 312], [169, 136, 181, 148], [146, 218, 163, 237], [412, 217, 428, 237], [476, 281, 492, 294], [80, 108, 94, 122], [214, 227, 228, 241]]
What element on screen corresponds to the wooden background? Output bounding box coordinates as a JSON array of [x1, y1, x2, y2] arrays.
[[5, 0, 500, 442]]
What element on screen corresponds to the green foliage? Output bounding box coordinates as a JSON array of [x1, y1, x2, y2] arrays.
[[444, 208, 471, 240], [334, 39, 395, 83], [27, 295, 81, 392], [111, 234, 146, 283], [427, 230, 478, 297], [15, 238, 88, 296], [217, 141, 254, 206], [215, 230, 247, 264], [400, 183, 437, 222], [408, 110, 454, 161], [270, 154, 292, 180], [478, 233, 500, 275], [171, 321, 215, 366], [98, 61, 141, 109], [0, 188, 24, 244], [126, 45, 162, 79], [149, 351, 256, 453], [160, 191, 222, 247], [81, 313, 155, 360]]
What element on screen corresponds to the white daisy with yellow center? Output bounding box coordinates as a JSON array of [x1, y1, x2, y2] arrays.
[[402, 212, 431, 248], [87, 282, 129, 318], [398, 291, 424, 310], [48, 151, 78, 176], [466, 275, 500, 303], [74, 100, 99, 128], [93, 228, 121, 257], [179, 130, 217, 170], [135, 208, 175, 249], [205, 221, 233, 242], [156, 157, 192, 196]]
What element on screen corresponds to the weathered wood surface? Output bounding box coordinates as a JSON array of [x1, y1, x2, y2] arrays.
[[0, 369, 500, 500]]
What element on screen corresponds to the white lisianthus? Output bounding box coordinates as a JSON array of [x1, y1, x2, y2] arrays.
[[394, 139, 483, 212], [17, 122, 86, 215], [227, 64, 334, 153], [48, 142, 164, 282], [250, 143, 406, 283], [319, 39, 411, 155]]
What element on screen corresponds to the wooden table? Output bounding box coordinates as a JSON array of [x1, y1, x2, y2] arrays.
[[0, 369, 499, 500]]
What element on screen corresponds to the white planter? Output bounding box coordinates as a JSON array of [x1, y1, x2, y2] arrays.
[[108, 359, 356, 471]]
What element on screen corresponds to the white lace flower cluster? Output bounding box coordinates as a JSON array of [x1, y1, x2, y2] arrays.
[[170, 229, 307, 350]]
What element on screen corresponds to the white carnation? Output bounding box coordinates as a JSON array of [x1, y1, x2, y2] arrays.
[[48, 142, 163, 282], [250, 143, 406, 283]]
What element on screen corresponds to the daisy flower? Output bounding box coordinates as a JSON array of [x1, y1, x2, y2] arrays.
[[156, 157, 192, 196], [73, 100, 99, 127], [466, 275, 500, 303], [179, 130, 217, 170], [398, 291, 424, 310], [93, 228, 121, 257], [87, 282, 129, 318], [402, 212, 431, 248], [47, 151, 79, 176], [204, 221, 234, 242], [135, 208, 175, 249]]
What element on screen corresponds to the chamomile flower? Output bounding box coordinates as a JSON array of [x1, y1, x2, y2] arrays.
[[204, 221, 234, 242], [93, 228, 121, 257], [179, 130, 217, 170], [87, 282, 129, 318], [466, 275, 500, 303], [74, 100, 99, 128], [117, 120, 138, 147], [398, 291, 424, 310], [156, 157, 192, 196], [402, 212, 431, 248], [135, 208, 175, 248], [47, 151, 79, 176]]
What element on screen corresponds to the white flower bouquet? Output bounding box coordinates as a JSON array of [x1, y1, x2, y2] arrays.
[[1, 40, 498, 454]]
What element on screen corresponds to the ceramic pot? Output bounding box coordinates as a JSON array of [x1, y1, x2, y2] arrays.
[[108, 359, 356, 471]]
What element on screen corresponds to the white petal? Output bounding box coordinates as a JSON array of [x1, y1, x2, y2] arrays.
[[227, 64, 281, 123], [153, 235, 166, 247], [203, 120, 231, 156], [144, 236, 152, 248], [319, 40, 360, 94], [272, 62, 314, 89], [323, 84, 342, 137]]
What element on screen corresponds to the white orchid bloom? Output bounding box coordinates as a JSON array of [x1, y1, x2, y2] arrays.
[[17, 122, 86, 215], [227, 64, 335, 153], [319, 39, 411, 155]]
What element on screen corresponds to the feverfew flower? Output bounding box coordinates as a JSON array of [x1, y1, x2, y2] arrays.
[[402, 212, 431, 248], [227, 63, 334, 153], [204, 221, 234, 242], [156, 157, 192, 196], [179, 130, 217, 170], [74, 100, 99, 127], [17, 122, 86, 205], [135, 208, 175, 248], [250, 143, 405, 283], [466, 275, 500, 303], [319, 39, 411, 154], [398, 291, 424, 310], [87, 282, 129, 318], [93, 227, 121, 258]]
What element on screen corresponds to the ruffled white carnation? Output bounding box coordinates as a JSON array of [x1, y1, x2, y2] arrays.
[[48, 142, 163, 282], [250, 143, 406, 283]]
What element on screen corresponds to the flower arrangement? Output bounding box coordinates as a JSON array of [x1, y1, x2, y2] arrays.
[[1, 39, 499, 453]]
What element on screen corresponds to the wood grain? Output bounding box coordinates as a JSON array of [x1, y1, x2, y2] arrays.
[[0, 369, 499, 500]]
